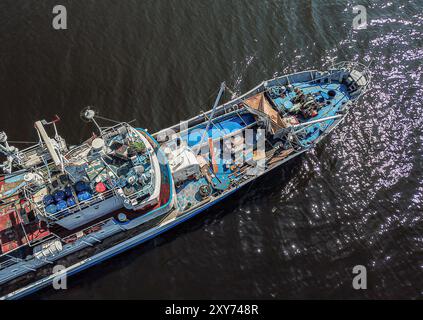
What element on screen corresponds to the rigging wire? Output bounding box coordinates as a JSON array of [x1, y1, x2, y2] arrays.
[[95, 114, 135, 125], [8, 141, 37, 145]]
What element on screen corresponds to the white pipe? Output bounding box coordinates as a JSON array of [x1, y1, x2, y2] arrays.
[[292, 114, 343, 129], [199, 82, 226, 146]]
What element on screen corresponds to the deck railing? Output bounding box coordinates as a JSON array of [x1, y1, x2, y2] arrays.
[[40, 188, 118, 221], [60, 217, 114, 243], [0, 256, 23, 271]]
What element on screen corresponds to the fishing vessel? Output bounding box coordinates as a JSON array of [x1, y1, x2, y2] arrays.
[[0, 61, 370, 299]]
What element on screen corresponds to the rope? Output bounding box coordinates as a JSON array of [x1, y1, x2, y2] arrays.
[[8, 141, 37, 144], [95, 115, 136, 125]]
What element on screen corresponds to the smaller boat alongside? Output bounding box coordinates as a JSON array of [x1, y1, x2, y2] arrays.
[[0, 61, 370, 299]]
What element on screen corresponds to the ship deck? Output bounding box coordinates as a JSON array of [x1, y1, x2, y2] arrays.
[[0, 204, 51, 255], [175, 177, 209, 212], [268, 82, 350, 145]]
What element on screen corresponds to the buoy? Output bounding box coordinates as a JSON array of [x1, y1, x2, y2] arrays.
[[117, 213, 128, 222], [95, 182, 107, 193]]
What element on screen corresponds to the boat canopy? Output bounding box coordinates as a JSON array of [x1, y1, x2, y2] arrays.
[[243, 93, 287, 133]]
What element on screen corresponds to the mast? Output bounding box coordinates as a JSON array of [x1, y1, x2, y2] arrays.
[[0, 131, 22, 173], [81, 107, 103, 134], [34, 116, 66, 172], [34, 121, 62, 167], [199, 82, 226, 147]]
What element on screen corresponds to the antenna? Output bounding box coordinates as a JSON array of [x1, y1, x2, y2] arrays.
[[0, 131, 7, 144], [80, 106, 99, 122], [80, 106, 102, 133], [0, 131, 22, 174], [0, 131, 12, 155]]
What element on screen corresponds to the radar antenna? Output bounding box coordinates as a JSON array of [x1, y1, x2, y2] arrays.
[[80, 106, 100, 122], [80, 106, 102, 133]]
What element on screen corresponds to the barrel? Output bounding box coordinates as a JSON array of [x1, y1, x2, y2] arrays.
[[77, 191, 92, 202], [56, 200, 68, 212], [66, 196, 76, 207], [64, 186, 73, 198], [45, 204, 57, 214], [53, 190, 66, 202], [75, 181, 88, 193], [43, 195, 55, 206]]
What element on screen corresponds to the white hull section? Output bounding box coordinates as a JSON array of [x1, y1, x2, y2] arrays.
[[56, 196, 124, 230]]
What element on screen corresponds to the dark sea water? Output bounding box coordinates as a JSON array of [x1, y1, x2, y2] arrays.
[[0, 0, 422, 299]]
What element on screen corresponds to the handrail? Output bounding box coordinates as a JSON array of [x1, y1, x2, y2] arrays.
[[42, 188, 117, 221], [61, 217, 113, 243]]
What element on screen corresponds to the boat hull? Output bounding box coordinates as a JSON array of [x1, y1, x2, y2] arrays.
[[2, 145, 307, 300], [0, 62, 370, 299]]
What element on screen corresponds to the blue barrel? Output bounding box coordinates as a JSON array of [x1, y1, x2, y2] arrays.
[[45, 204, 57, 214], [75, 181, 88, 193], [43, 195, 55, 206], [56, 200, 68, 212], [67, 196, 76, 207], [64, 186, 73, 198], [77, 191, 92, 202], [53, 190, 66, 202]]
